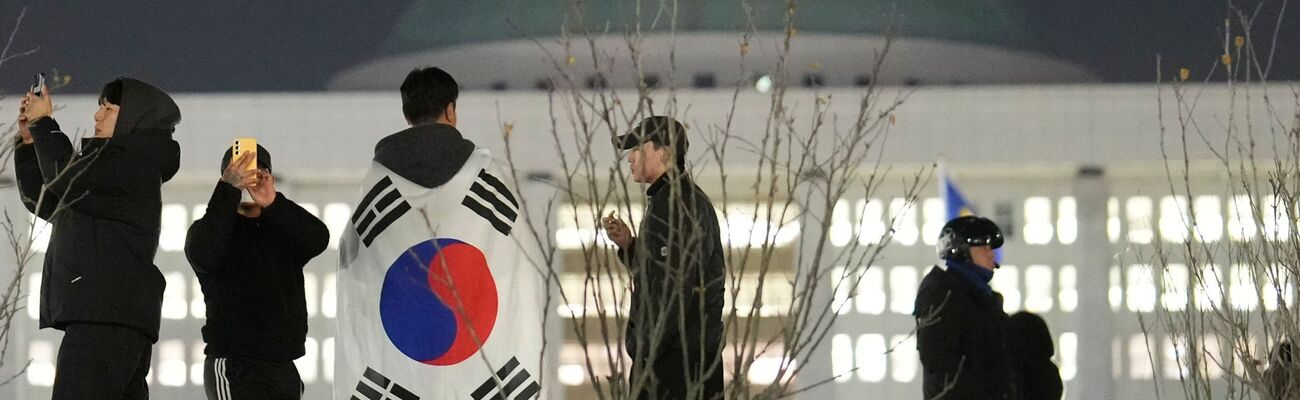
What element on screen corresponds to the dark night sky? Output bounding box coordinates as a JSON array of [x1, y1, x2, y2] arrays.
[[0, 1, 1294, 94]]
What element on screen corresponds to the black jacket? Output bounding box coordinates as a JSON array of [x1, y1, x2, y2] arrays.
[[14, 78, 181, 342], [914, 265, 1018, 400], [618, 174, 725, 360], [185, 182, 328, 361], [374, 123, 474, 188], [1009, 312, 1063, 400]]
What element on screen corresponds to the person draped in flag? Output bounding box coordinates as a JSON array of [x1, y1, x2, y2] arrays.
[[186, 144, 329, 400], [602, 116, 725, 400], [913, 215, 1018, 399]]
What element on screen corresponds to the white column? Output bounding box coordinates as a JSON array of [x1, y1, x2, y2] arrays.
[[1071, 166, 1115, 399]]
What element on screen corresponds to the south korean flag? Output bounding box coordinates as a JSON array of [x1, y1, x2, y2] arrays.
[[337, 148, 546, 399]]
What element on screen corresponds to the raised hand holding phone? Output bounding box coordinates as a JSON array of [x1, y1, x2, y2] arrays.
[[247, 170, 277, 208], [21, 73, 52, 122], [221, 152, 258, 190]]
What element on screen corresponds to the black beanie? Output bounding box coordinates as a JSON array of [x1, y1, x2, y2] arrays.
[[220, 144, 272, 173]]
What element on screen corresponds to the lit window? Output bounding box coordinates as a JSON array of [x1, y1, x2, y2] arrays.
[[1159, 196, 1190, 243], [1057, 197, 1078, 244], [720, 203, 801, 248], [159, 204, 188, 252], [857, 199, 886, 246], [829, 200, 852, 247], [191, 342, 205, 385], [191, 204, 207, 222], [748, 356, 793, 385], [558, 364, 586, 386], [1023, 265, 1053, 312], [1107, 197, 1121, 243], [304, 272, 319, 318], [890, 335, 918, 383], [832, 334, 853, 383], [323, 203, 352, 250], [1058, 265, 1078, 312], [1262, 195, 1292, 241], [158, 340, 187, 387], [323, 337, 335, 383], [1264, 264, 1294, 311], [1229, 264, 1258, 311], [856, 267, 886, 315], [1195, 264, 1224, 311], [991, 265, 1020, 313], [888, 198, 918, 246], [889, 266, 919, 314], [1201, 335, 1223, 379], [1228, 195, 1257, 241], [1109, 266, 1123, 312], [921, 198, 944, 246], [191, 277, 206, 319], [830, 267, 857, 315], [1060, 332, 1077, 381], [1126, 265, 1156, 312], [299, 202, 320, 218], [856, 334, 887, 382], [1163, 336, 1188, 380], [27, 340, 54, 387], [296, 337, 319, 383], [162, 272, 188, 320], [322, 273, 337, 318], [1022, 197, 1055, 245], [1162, 264, 1189, 312], [28, 273, 41, 320], [28, 215, 51, 253], [1193, 195, 1223, 242], [1129, 334, 1154, 380], [1126, 197, 1154, 244]]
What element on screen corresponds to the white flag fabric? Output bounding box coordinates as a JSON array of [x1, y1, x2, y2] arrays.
[[336, 148, 546, 400]]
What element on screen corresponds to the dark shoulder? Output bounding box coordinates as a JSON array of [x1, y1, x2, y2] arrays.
[[914, 267, 967, 313]]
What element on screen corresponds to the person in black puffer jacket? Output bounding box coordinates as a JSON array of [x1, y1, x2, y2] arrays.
[[16, 77, 181, 400], [914, 216, 1019, 400], [1009, 311, 1064, 400]]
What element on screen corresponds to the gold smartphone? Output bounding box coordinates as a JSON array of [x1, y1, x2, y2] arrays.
[[232, 138, 257, 171]]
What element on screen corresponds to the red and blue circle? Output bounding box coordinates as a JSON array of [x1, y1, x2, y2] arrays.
[[380, 238, 499, 366]]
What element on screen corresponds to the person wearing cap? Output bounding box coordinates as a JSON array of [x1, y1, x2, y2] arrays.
[[16, 77, 180, 400], [913, 215, 1018, 399], [602, 116, 725, 400], [185, 144, 329, 400]]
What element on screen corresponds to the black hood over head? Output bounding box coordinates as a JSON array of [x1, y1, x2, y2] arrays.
[[112, 77, 181, 138], [1009, 311, 1055, 359]]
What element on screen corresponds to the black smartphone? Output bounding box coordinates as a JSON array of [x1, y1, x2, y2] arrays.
[[30, 73, 45, 97]]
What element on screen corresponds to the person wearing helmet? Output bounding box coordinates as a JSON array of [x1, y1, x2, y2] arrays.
[[913, 215, 1018, 399]]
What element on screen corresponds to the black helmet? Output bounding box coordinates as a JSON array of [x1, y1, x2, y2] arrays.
[[937, 215, 1003, 261]]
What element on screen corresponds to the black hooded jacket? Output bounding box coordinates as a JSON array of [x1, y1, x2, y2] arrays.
[[1009, 312, 1063, 400], [913, 265, 1018, 400], [13, 78, 181, 342], [617, 173, 726, 360]]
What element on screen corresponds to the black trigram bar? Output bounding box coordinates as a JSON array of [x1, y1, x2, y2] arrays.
[[352, 367, 419, 400], [352, 176, 412, 247], [470, 357, 540, 400], [462, 169, 519, 236]]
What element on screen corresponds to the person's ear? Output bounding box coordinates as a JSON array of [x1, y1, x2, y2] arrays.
[[445, 102, 457, 126]]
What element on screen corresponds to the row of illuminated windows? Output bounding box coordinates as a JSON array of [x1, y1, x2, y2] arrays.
[[1111, 334, 1273, 381], [829, 333, 1078, 384], [27, 337, 335, 387], [827, 194, 1300, 248], [27, 202, 356, 254], [27, 272, 339, 321], [556, 272, 795, 318], [554, 202, 803, 250], [1107, 264, 1295, 313], [830, 265, 1079, 315], [556, 343, 795, 386]]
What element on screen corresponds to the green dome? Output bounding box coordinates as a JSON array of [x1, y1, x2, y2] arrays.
[[381, 0, 1035, 57]]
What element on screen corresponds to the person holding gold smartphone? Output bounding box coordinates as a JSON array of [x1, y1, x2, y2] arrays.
[[185, 142, 328, 400]]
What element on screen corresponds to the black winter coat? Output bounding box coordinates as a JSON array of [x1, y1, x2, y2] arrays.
[[1009, 312, 1064, 400], [618, 174, 725, 360], [914, 265, 1018, 400], [14, 78, 181, 342], [185, 182, 329, 361]]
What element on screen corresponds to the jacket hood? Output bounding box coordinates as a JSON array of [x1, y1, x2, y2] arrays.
[[113, 77, 180, 138], [1009, 311, 1055, 359]]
